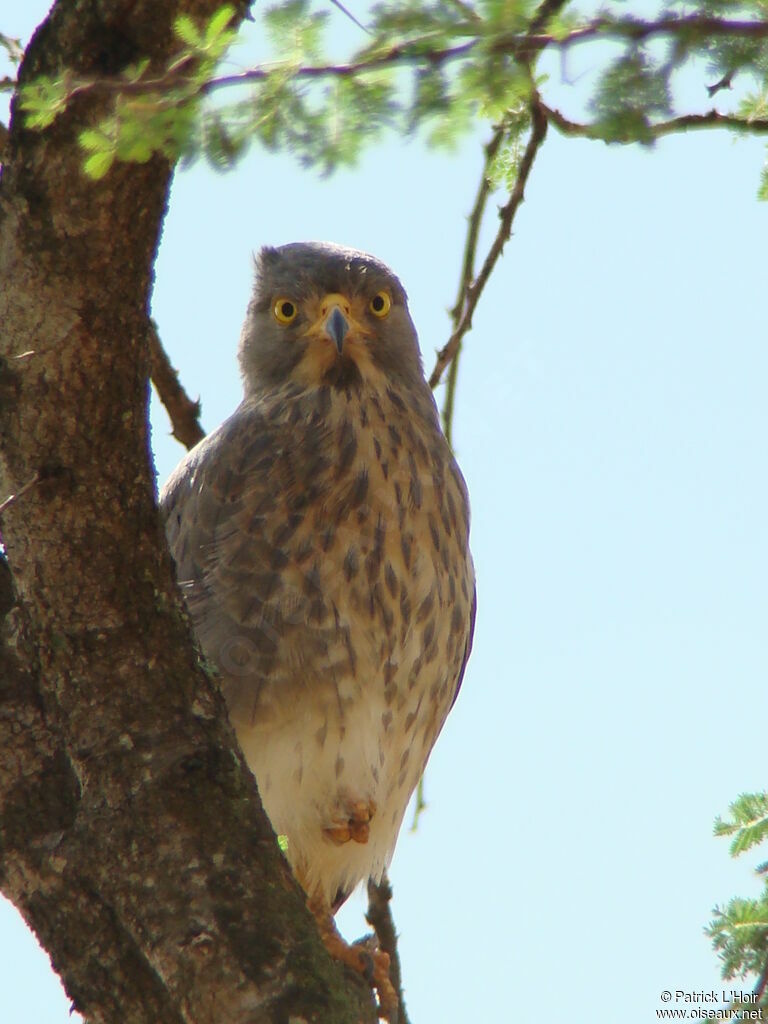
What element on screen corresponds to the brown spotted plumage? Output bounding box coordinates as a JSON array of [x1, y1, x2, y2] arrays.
[[160, 241, 475, 1012]]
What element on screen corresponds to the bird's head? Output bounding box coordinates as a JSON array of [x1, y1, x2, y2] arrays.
[[239, 242, 425, 394]]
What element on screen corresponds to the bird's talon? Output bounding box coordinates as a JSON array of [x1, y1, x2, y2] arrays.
[[324, 797, 377, 845], [307, 892, 398, 1021]]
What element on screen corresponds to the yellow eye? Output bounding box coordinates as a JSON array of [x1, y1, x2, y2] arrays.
[[369, 291, 391, 318], [273, 298, 298, 324]]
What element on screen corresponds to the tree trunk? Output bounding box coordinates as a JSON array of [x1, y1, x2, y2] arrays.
[[0, 3, 376, 1021]]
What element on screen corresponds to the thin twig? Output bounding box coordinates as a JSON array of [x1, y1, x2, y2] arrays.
[[537, 13, 768, 48], [441, 338, 461, 448], [366, 873, 410, 1024], [450, 125, 507, 320], [0, 473, 40, 517], [328, 0, 371, 35], [429, 99, 548, 389], [541, 101, 768, 139], [147, 321, 205, 451], [409, 776, 428, 832], [437, 125, 506, 439], [206, 37, 473, 88], [707, 69, 735, 97]]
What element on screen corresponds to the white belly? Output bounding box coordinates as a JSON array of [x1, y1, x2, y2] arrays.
[[236, 679, 431, 904]]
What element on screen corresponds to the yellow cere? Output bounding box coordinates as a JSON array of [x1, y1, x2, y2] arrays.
[[369, 291, 391, 318], [273, 298, 298, 324]]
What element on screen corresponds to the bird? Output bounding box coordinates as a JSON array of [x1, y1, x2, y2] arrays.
[[160, 241, 475, 1016]]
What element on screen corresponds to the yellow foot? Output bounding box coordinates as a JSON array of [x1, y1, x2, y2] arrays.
[[323, 798, 377, 846], [307, 892, 398, 1022]]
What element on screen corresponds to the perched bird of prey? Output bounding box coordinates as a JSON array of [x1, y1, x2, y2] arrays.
[[160, 242, 475, 1013]]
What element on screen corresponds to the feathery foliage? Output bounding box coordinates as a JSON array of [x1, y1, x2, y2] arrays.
[[5, 0, 768, 191], [708, 793, 768, 1006]]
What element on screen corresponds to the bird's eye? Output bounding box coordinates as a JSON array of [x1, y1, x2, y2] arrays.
[[369, 292, 391, 318], [273, 298, 298, 324]]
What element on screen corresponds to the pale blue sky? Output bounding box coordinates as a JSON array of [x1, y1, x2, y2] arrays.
[[2, 3, 768, 1022]]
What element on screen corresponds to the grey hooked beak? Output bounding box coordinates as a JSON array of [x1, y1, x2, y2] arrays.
[[325, 306, 349, 354]]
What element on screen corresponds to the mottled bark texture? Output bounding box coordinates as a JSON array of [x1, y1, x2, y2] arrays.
[[0, 3, 376, 1022]]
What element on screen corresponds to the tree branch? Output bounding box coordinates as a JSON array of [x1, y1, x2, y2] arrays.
[[148, 320, 206, 450], [532, 13, 768, 49], [429, 99, 548, 389], [367, 874, 410, 1024], [39, 13, 768, 107], [541, 102, 768, 141]]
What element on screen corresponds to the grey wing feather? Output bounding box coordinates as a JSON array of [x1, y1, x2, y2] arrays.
[[159, 404, 284, 722]]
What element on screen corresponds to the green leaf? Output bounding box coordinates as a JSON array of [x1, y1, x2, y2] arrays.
[[174, 14, 202, 48], [205, 4, 237, 45], [739, 91, 768, 122], [759, 154, 768, 201], [715, 793, 768, 855], [19, 76, 71, 130], [174, 4, 236, 67], [83, 149, 116, 180], [79, 128, 112, 152], [78, 124, 117, 177], [487, 121, 529, 190]]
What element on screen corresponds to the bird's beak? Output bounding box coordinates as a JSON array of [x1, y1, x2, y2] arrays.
[[313, 292, 358, 354], [305, 293, 366, 356], [325, 305, 349, 354]]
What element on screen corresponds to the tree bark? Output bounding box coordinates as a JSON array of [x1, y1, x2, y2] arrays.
[[0, 3, 376, 1022]]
